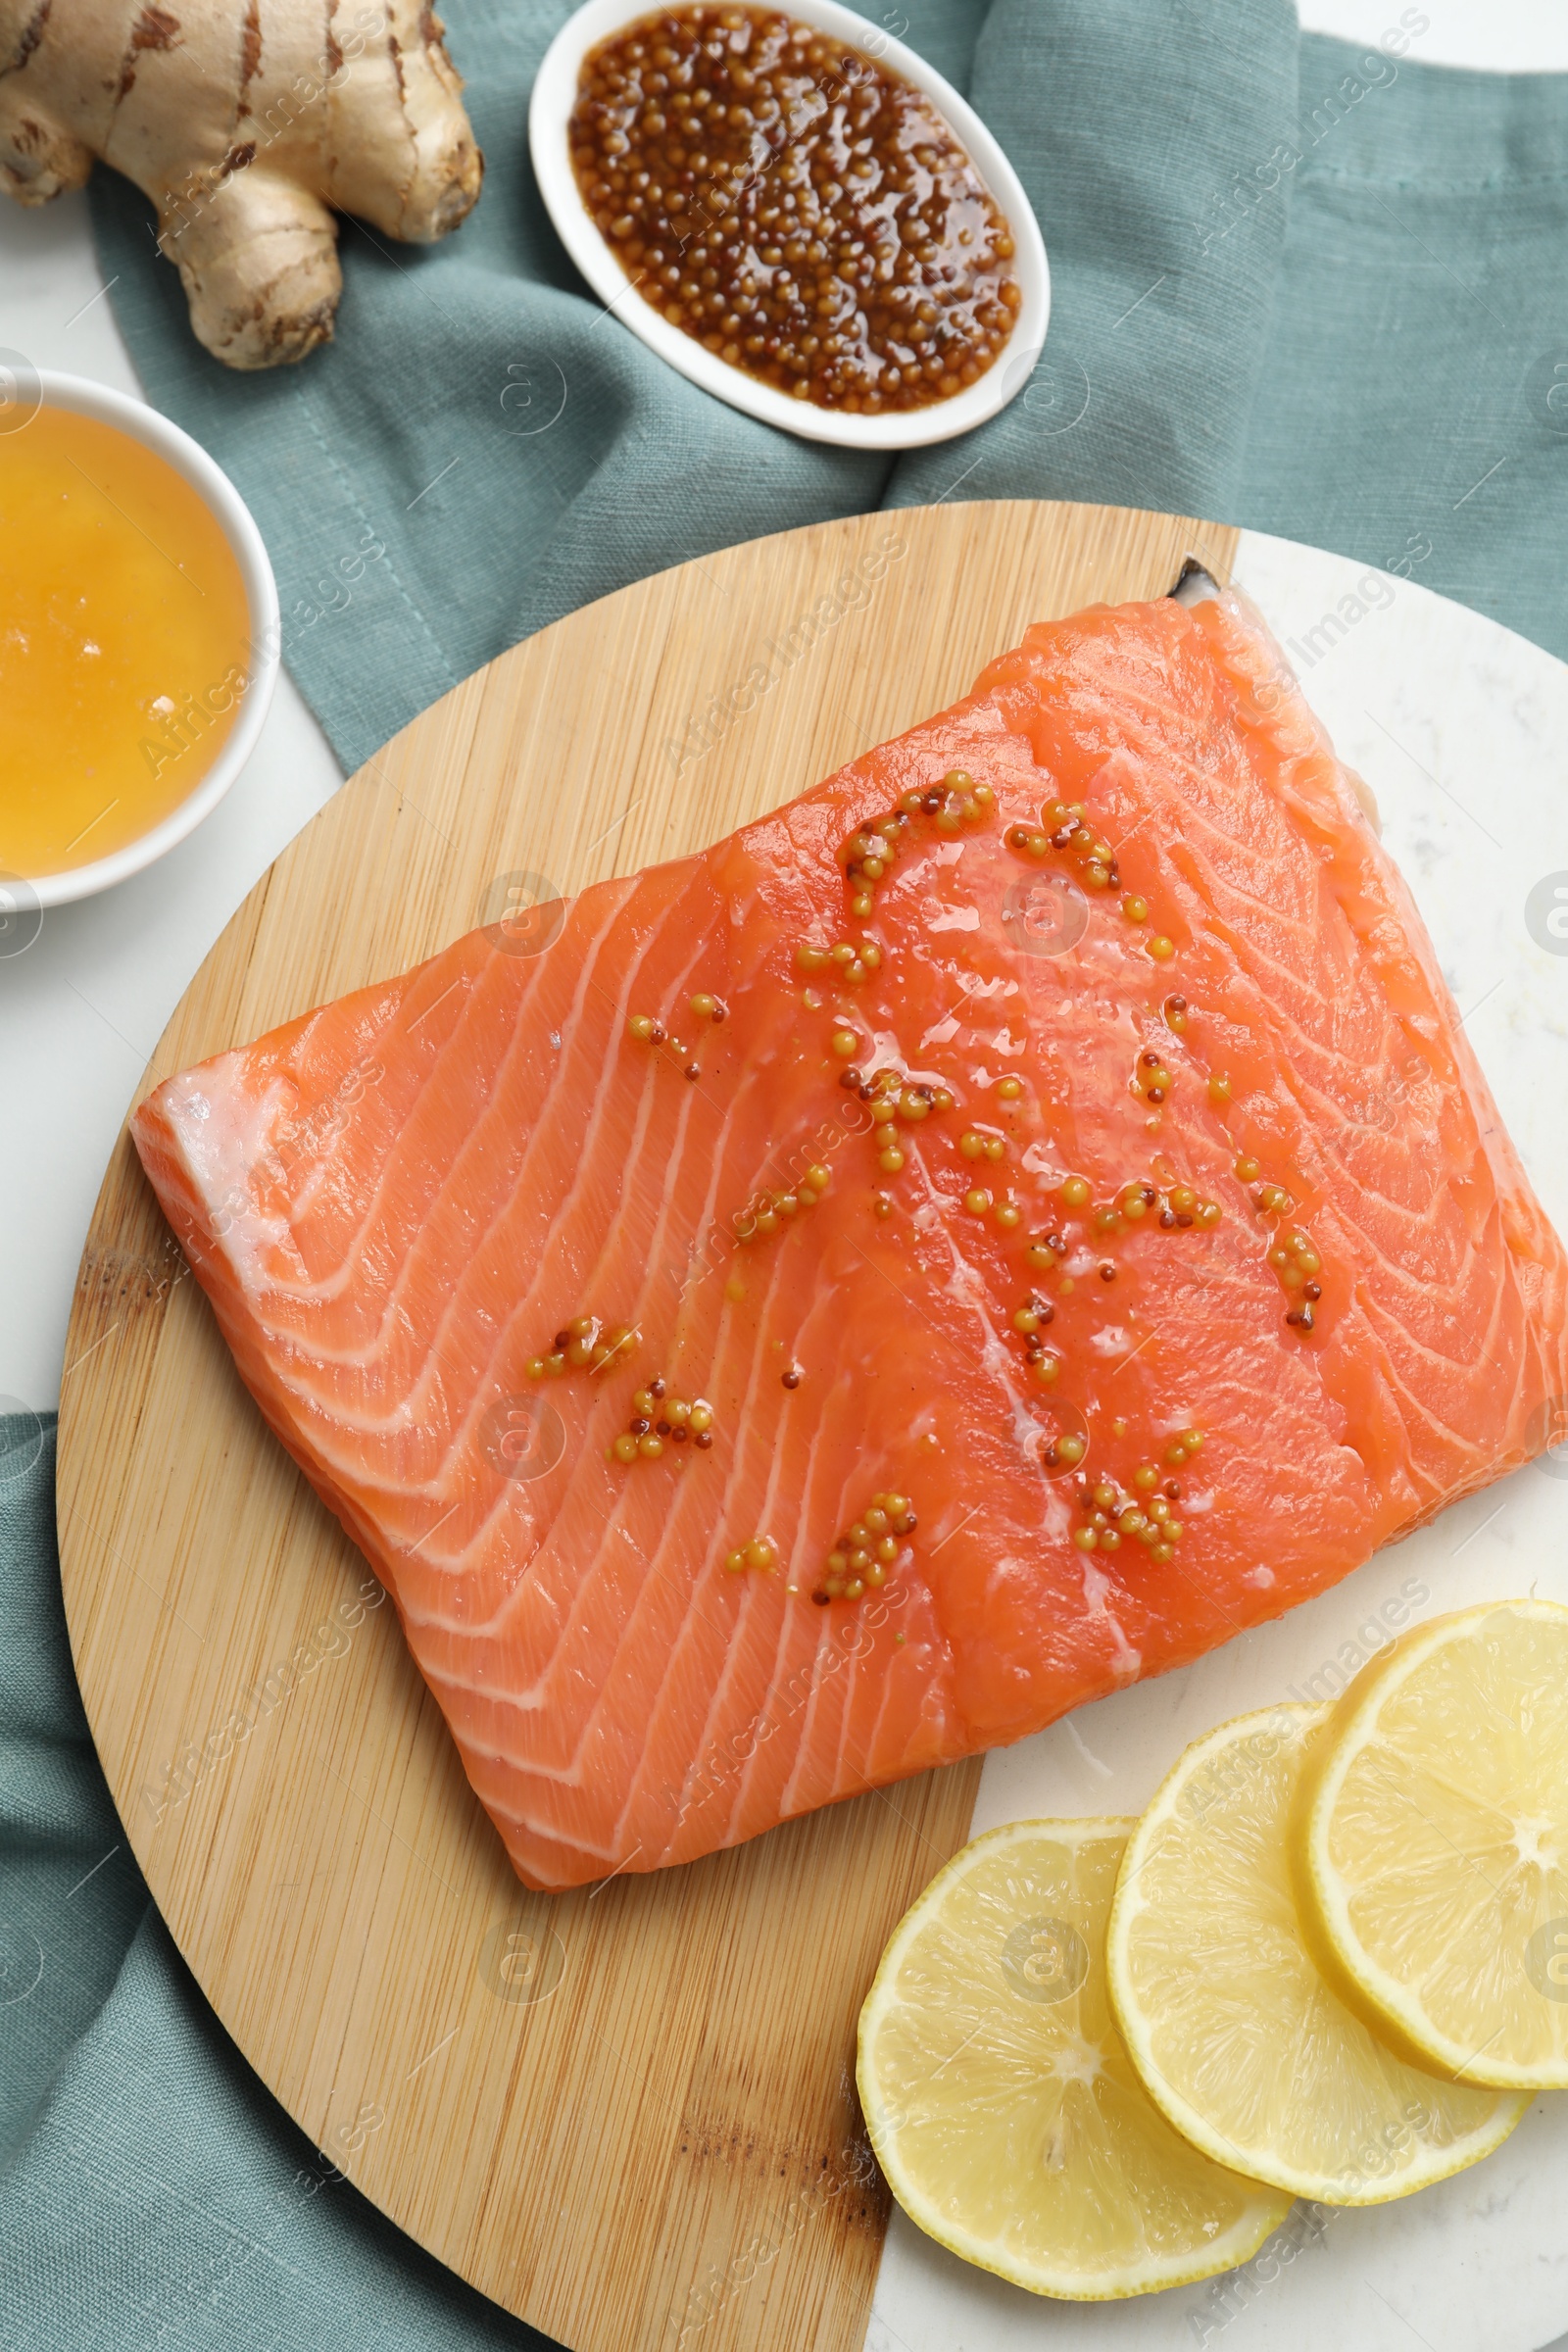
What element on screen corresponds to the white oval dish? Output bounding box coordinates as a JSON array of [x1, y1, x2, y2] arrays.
[[528, 0, 1051, 451], [7, 368, 278, 910]]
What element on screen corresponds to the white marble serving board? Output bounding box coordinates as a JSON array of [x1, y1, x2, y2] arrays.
[[865, 531, 1568, 2352]]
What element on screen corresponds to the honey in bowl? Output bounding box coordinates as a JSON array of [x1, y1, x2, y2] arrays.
[[0, 404, 253, 877], [568, 4, 1021, 415]]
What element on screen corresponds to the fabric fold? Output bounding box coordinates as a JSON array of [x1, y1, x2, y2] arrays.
[[13, 3, 1563, 2342], [1233, 32, 1568, 661]]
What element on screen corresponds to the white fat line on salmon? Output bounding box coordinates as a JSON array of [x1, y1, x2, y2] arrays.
[[436, 894, 588, 1378], [1295, 1052, 1435, 1171], [451, 938, 734, 1633], [669, 1096, 873, 1299], [582, 941, 743, 1250], [1079, 1554, 1141, 1680], [482, 918, 740, 1652], [930, 1504, 980, 1555], [168, 1072, 301, 1274], [948, 1283, 1062, 1502], [683, 1229, 857, 1822], [917, 964, 1019, 1054], [412, 914, 662, 1524], [663, 528, 907, 775], [728, 1252, 845, 1644], [943, 1254, 1027, 1396], [587, 948, 751, 1357], [1113, 1245, 1237, 1373], [270, 1054, 389, 1178], [664, 1592, 910, 1833], [876, 1155, 1070, 1506], [405, 1499, 464, 1559], [405, 977, 463, 1034]]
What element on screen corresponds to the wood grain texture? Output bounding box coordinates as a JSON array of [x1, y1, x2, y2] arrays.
[[57, 499, 1237, 2352]]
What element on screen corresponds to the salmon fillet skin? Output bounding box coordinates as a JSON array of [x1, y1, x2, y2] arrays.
[[130, 591, 1568, 1891]]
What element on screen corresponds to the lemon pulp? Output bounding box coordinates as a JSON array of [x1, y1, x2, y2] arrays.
[[857, 1817, 1290, 2300], [1107, 1704, 1524, 2201], [1297, 1598, 1568, 2089]]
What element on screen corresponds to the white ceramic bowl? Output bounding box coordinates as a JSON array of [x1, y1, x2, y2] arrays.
[[5, 367, 278, 909], [529, 0, 1051, 451]]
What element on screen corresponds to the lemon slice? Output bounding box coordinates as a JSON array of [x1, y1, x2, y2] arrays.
[[1106, 1704, 1524, 2203], [856, 1818, 1290, 2300], [1295, 1596, 1568, 2090]]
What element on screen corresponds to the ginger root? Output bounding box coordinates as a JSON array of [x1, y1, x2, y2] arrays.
[[0, 0, 482, 368]]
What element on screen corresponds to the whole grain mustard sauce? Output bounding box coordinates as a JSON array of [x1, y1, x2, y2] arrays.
[[0, 405, 252, 876], [570, 4, 1021, 414]]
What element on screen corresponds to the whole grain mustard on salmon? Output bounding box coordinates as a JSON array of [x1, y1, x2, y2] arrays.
[[131, 590, 1568, 1891]]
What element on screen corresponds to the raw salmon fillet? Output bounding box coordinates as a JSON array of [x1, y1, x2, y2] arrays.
[[131, 589, 1568, 1891]]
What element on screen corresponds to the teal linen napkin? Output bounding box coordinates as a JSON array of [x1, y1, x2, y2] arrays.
[[0, 1417, 555, 2349], [1233, 34, 1568, 658], [85, 0, 1302, 776], [5, 6, 1565, 2347]]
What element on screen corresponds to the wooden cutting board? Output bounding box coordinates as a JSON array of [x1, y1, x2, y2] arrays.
[[56, 498, 1237, 2352]]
